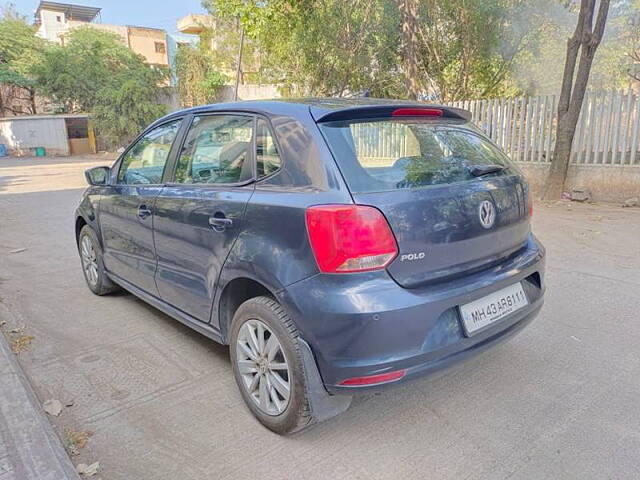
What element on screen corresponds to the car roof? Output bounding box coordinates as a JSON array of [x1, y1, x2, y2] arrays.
[[151, 97, 470, 129]]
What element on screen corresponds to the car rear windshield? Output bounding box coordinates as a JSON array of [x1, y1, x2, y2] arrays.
[[318, 118, 516, 193]]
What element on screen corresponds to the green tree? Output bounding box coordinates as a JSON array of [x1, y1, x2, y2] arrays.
[[207, 0, 552, 100], [516, 1, 637, 94], [92, 66, 168, 148], [0, 5, 47, 115], [206, 0, 404, 97], [628, 10, 640, 84], [397, 0, 553, 101], [33, 27, 168, 147], [175, 40, 228, 107], [612, 0, 640, 86]]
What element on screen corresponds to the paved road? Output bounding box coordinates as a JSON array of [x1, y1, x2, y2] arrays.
[[1, 156, 640, 480]]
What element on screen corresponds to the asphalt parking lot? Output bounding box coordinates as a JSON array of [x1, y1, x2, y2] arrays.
[[1, 155, 640, 480]]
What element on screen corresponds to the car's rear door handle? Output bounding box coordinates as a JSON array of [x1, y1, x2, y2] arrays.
[[138, 204, 152, 219], [209, 216, 233, 231]]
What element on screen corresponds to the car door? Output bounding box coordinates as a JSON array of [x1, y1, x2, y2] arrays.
[[152, 113, 256, 322], [99, 118, 183, 295]]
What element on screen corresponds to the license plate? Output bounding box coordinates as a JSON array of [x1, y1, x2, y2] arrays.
[[460, 283, 528, 335]]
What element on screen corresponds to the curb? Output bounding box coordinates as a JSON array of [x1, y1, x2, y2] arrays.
[[0, 307, 81, 480]]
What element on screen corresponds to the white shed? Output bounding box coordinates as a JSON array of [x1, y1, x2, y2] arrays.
[[0, 114, 93, 156]]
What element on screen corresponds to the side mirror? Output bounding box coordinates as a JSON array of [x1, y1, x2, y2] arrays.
[[85, 166, 111, 186]]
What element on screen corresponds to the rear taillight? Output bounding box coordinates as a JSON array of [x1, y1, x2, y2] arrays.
[[528, 190, 533, 217], [305, 205, 398, 273]]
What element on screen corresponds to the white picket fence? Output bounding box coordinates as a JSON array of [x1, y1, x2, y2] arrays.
[[448, 90, 640, 166]]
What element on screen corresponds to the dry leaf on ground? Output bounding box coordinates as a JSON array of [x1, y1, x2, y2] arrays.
[[66, 429, 94, 456], [76, 461, 100, 477], [42, 399, 63, 417], [11, 334, 34, 353]]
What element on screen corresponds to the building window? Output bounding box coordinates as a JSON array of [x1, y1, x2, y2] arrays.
[[56, 15, 61, 22], [154, 42, 166, 54]]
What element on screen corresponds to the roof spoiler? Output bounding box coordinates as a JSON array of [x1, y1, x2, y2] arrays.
[[312, 104, 472, 123]]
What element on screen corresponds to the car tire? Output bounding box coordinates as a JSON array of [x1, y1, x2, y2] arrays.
[[229, 296, 312, 435], [78, 225, 120, 296]]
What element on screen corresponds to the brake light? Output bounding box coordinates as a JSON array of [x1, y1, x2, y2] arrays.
[[527, 190, 533, 217], [392, 108, 443, 117], [305, 205, 398, 273], [339, 369, 406, 386]]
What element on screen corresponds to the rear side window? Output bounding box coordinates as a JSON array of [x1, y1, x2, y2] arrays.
[[255, 118, 281, 178], [319, 119, 516, 193], [117, 119, 181, 185], [174, 115, 253, 184]]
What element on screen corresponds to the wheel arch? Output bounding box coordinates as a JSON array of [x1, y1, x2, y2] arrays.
[[75, 215, 88, 247], [75, 192, 102, 248], [75, 213, 102, 249], [216, 276, 278, 344]]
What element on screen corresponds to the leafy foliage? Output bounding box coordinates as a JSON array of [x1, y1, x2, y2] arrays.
[[32, 27, 168, 147], [92, 67, 168, 148], [406, 0, 530, 100], [175, 41, 228, 106], [513, 0, 639, 94], [0, 7, 47, 114], [205, 0, 555, 100], [206, 0, 404, 97], [593, 0, 640, 88]]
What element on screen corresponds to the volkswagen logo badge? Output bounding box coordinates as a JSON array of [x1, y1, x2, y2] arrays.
[[478, 200, 496, 229]]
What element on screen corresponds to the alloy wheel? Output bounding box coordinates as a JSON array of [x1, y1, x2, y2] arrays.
[[236, 319, 291, 416], [80, 235, 99, 287]]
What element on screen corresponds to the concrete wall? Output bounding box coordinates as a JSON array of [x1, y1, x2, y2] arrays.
[[39, 14, 168, 66], [65, 23, 168, 65], [177, 14, 216, 34], [67, 21, 128, 43], [127, 27, 168, 66], [217, 84, 281, 102], [0, 116, 70, 156], [36, 9, 68, 42], [518, 163, 640, 202], [156, 88, 181, 112]]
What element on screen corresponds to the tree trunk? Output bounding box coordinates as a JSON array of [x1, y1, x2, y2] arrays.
[[0, 86, 5, 117], [29, 88, 37, 115], [397, 0, 422, 100], [543, 0, 610, 200], [546, 114, 577, 199]]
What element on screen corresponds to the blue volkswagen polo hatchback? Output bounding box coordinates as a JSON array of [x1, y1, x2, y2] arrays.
[[76, 99, 545, 434]]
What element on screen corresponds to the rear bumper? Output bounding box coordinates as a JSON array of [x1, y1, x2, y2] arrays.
[[278, 234, 545, 394]]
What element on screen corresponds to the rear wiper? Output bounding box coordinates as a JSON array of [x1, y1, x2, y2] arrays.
[[469, 164, 506, 177]]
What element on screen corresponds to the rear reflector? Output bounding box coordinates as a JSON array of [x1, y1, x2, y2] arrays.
[[339, 369, 407, 386], [305, 205, 398, 273], [392, 108, 443, 117]]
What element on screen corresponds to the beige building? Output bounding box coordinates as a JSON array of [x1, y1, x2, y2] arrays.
[[176, 13, 229, 65], [176, 14, 216, 36], [175, 13, 281, 101], [176, 13, 259, 80], [34, 1, 168, 67]]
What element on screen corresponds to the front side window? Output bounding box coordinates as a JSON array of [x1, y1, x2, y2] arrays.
[[174, 115, 253, 184], [117, 119, 181, 185], [256, 118, 281, 178], [319, 119, 517, 193]]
